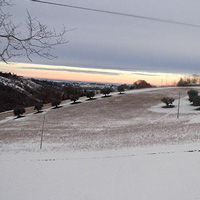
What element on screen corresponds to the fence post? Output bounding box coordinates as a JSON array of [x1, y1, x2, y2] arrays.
[[177, 92, 181, 119], [40, 114, 45, 149]]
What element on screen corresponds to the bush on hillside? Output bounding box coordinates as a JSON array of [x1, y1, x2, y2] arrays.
[[13, 106, 25, 118], [117, 85, 125, 94], [51, 100, 61, 108], [187, 89, 198, 103], [70, 94, 80, 103], [161, 97, 175, 108], [85, 90, 95, 100], [193, 96, 200, 106], [34, 103, 43, 113], [101, 87, 111, 97]]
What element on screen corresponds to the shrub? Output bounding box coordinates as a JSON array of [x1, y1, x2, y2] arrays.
[[85, 90, 95, 99], [70, 94, 80, 103], [187, 89, 198, 103], [161, 97, 175, 108], [117, 85, 125, 94], [63, 86, 83, 100], [193, 96, 200, 106], [101, 87, 111, 96], [34, 103, 43, 113], [51, 100, 61, 108], [13, 106, 25, 118]]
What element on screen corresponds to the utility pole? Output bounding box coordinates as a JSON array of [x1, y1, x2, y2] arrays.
[[40, 114, 45, 149], [177, 92, 181, 119]]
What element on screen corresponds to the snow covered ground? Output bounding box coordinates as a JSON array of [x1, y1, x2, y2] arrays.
[[1, 143, 200, 200], [1, 87, 200, 200]]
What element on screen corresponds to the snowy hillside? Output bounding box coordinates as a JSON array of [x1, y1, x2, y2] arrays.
[[1, 87, 200, 200], [0, 75, 41, 92], [0, 72, 64, 112]]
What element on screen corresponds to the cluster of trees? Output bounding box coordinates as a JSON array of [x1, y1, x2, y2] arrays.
[[13, 85, 126, 117], [160, 89, 200, 110], [14, 103, 45, 118], [101, 84, 128, 97], [0, 72, 18, 79], [0, 71, 87, 112], [0, 82, 38, 112], [187, 89, 200, 106], [177, 76, 200, 86], [1, 70, 153, 113], [11, 83, 85, 117], [12, 79, 152, 117], [14, 103, 44, 118], [134, 80, 152, 89]]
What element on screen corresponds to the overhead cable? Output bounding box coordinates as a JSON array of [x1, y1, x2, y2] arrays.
[[30, 0, 200, 28]]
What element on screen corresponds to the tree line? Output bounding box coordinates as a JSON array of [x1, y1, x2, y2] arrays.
[[13, 80, 152, 118], [13, 85, 123, 117], [177, 75, 200, 86]]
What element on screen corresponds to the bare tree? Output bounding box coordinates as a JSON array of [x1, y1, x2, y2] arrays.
[[0, 0, 68, 63]]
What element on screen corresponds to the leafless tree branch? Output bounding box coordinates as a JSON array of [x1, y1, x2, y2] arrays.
[[0, 0, 69, 63]]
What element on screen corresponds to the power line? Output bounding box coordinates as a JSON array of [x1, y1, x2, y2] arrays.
[[30, 0, 200, 28]]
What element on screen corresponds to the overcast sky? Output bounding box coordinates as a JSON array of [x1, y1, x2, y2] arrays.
[[3, 0, 200, 78]]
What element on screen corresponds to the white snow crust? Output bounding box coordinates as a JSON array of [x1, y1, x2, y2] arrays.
[[0, 143, 200, 200]]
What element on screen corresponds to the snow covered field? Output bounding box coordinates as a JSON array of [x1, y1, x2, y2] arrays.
[[1, 143, 200, 200], [1, 87, 200, 200]]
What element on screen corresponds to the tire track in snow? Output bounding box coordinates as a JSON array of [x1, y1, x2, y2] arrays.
[[0, 149, 200, 163]]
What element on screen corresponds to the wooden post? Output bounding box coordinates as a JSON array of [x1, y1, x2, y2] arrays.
[[40, 114, 45, 149], [177, 92, 181, 119]]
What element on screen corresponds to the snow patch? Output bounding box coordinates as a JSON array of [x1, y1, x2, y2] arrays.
[[149, 96, 200, 114]]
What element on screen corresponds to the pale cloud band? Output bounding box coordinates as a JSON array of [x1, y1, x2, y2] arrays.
[[21, 66, 121, 76], [0, 62, 183, 85], [131, 72, 161, 77]]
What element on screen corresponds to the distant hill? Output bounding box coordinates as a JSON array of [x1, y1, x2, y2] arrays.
[[0, 72, 153, 113], [0, 72, 65, 112]]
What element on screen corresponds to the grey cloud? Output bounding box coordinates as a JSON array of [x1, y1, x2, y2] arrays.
[[8, 0, 200, 76], [131, 72, 161, 77], [21, 67, 121, 76]]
